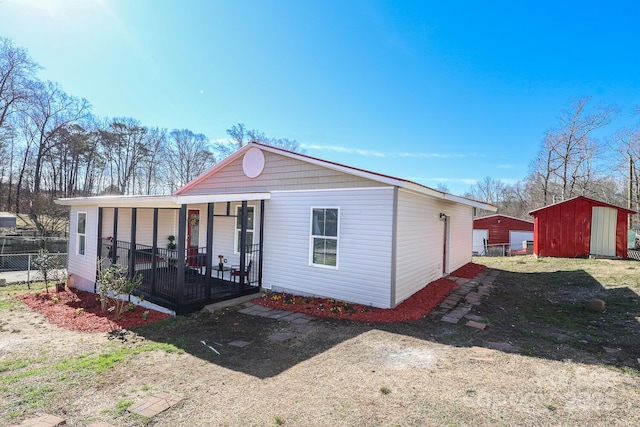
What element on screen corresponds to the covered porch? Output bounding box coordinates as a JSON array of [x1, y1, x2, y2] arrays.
[[95, 193, 269, 314]]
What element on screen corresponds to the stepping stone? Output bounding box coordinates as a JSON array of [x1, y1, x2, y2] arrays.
[[441, 316, 460, 324], [10, 414, 66, 426], [294, 323, 315, 333], [464, 314, 485, 322], [269, 332, 297, 342], [228, 340, 250, 347], [465, 320, 486, 330], [127, 392, 182, 418]]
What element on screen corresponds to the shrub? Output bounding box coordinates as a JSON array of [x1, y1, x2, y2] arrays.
[[97, 262, 143, 320]]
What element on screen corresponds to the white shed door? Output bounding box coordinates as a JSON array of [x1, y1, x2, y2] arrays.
[[509, 231, 534, 250], [590, 206, 616, 257], [473, 229, 488, 255]]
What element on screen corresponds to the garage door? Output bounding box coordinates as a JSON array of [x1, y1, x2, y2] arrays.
[[473, 229, 488, 255], [509, 231, 534, 250]]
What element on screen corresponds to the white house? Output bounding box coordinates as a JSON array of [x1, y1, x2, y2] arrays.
[[56, 142, 496, 315]]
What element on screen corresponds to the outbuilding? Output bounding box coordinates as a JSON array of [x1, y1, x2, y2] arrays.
[[472, 214, 534, 255], [529, 196, 635, 259]]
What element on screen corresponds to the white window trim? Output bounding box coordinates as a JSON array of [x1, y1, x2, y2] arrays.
[[77, 211, 87, 257], [309, 206, 340, 269], [234, 204, 256, 255]]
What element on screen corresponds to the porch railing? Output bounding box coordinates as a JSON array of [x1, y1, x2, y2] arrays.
[[99, 239, 260, 312]]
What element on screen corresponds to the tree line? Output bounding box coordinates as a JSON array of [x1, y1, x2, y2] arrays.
[[0, 38, 301, 235], [3, 36, 638, 235], [463, 97, 640, 224]]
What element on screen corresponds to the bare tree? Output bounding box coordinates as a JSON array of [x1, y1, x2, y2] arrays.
[[529, 96, 618, 204], [167, 129, 215, 190], [215, 122, 305, 159], [98, 117, 149, 194]]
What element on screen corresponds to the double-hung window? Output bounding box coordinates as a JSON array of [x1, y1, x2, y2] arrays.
[[310, 207, 339, 267], [77, 212, 87, 256], [235, 206, 255, 253]]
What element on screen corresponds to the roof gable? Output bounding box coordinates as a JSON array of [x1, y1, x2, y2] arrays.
[[175, 142, 497, 212], [529, 196, 636, 216]]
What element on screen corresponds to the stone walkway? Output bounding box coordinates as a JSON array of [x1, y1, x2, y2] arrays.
[[238, 302, 316, 336], [432, 268, 500, 327]]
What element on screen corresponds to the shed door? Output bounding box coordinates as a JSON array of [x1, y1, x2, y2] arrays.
[[590, 207, 616, 257], [509, 231, 534, 250], [473, 229, 488, 255]]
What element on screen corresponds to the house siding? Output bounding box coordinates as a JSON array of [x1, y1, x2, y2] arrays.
[[262, 187, 394, 308], [395, 189, 473, 305], [180, 150, 383, 195], [68, 205, 99, 292]]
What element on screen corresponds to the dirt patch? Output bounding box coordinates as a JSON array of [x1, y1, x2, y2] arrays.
[[15, 288, 171, 332], [1, 257, 639, 426]]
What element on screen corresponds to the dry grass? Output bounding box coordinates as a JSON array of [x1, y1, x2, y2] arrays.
[[1, 256, 639, 426]]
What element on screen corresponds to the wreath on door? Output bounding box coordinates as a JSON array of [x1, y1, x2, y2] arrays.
[[189, 217, 199, 227]]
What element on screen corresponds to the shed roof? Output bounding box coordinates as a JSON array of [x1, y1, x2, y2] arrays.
[[529, 196, 636, 216], [473, 214, 533, 224]]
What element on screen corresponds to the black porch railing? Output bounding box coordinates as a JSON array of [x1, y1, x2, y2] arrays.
[[99, 239, 261, 314]]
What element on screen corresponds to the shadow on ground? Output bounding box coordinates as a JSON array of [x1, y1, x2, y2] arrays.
[[131, 268, 640, 379]]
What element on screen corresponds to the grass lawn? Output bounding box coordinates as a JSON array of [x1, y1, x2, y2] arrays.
[[1, 256, 638, 426]]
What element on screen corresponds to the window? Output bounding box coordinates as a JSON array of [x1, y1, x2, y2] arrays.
[[77, 212, 87, 256], [235, 206, 254, 253], [310, 208, 339, 267]]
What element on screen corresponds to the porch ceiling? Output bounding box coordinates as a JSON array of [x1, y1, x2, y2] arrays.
[[55, 192, 271, 208]]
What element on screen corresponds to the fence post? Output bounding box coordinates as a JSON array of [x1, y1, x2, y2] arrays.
[[27, 254, 31, 288]]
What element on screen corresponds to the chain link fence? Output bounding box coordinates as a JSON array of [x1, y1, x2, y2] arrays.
[[0, 252, 68, 284]]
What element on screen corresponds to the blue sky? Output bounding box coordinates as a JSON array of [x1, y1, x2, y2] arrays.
[[2, 1, 639, 195]]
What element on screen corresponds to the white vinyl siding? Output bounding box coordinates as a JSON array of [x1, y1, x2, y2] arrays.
[[263, 187, 394, 308], [394, 189, 473, 305], [68, 206, 99, 292]]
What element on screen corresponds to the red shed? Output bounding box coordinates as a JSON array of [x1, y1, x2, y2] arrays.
[[473, 214, 534, 255], [529, 196, 635, 258]]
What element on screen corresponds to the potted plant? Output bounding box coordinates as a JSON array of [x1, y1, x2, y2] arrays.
[[167, 236, 177, 266]]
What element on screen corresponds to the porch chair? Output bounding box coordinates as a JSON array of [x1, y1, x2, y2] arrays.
[[231, 260, 253, 284]]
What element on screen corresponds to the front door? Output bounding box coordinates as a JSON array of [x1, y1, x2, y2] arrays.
[[187, 209, 200, 266]]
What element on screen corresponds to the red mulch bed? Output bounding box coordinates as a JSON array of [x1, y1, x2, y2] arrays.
[[15, 288, 172, 333], [254, 262, 487, 322], [255, 278, 456, 322], [450, 262, 487, 279]]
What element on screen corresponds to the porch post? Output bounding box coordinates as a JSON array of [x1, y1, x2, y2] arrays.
[[239, 201, 248, 289], [205, 202, 214, 299], [151, 208, 158, 296], [176, 205, 187, 307], [95, 207, 103, 293], [129, 208, 137, 277], [112, 208, 119, 264], [258, 199, 265, 288]]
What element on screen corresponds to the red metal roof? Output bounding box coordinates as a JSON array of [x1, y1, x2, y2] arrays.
[[529, 196, 636, 216]]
